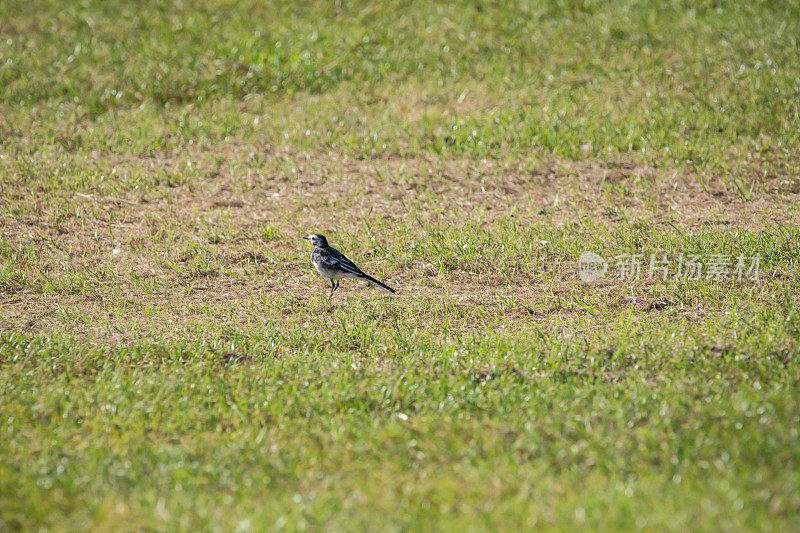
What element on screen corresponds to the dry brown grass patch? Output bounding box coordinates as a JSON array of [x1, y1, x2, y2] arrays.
[[1, 147, 797, 342]]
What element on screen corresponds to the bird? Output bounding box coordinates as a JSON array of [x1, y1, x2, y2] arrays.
[[303, 234, 396, 297]]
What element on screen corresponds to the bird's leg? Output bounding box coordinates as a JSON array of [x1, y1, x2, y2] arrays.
[[329, 278, 336, 297]]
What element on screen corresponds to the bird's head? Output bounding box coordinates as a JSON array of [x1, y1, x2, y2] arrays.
[[303, 234, 328, 248]]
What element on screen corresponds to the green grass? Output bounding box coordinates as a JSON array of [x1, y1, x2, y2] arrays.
[[2, 1, 799, 173], [2, 307, 799, 530], [1, 0, 800, 531]]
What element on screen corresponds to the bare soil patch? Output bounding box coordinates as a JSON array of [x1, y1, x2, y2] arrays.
[[1, 146, 797, 341]]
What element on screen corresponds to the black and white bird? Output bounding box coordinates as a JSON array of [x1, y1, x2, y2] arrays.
[[303, 234, 396, 296]]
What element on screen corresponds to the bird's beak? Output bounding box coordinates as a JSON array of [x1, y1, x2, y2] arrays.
[[302, 236, 309, 241]]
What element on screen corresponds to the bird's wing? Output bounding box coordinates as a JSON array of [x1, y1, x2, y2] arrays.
[[328, 248, 366, 275]]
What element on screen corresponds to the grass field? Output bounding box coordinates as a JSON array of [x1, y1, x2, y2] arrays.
[[1, 0, 799, 530]]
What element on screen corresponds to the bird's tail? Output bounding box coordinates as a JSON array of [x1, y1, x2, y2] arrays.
[[358, 273, 396, 294]]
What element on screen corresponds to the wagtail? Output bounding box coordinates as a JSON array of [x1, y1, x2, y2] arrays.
[[303, 234, 396, 296]]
